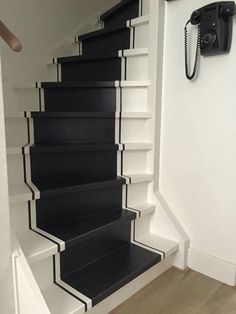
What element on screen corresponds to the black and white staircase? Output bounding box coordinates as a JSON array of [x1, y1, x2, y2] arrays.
[[8, 0, 179, 312]]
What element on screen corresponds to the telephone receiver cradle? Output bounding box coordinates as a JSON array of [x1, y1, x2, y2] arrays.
[[185, 1, 236, 80]]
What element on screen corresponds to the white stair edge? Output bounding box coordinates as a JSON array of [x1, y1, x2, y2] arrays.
[[121, 47, 148, 57], [48, 48, 148, 65], [129, 15, 149, 27], [121, 111, 151, 119], [137, 203, 155, 217], [9, 182, 33, 203], [12, 80, 150, 89], [128, 203, 155, 218], [5, 111, 151, 120], [7, 143, 152, 156], [117, 111, 151, 119], [123, 143, 152, 150], [41, 283, 85, 314], [16, 230, 58, 264], [123, 173, 153, 184], [116, 80, 150, 87], [136, 234, 179, 258]]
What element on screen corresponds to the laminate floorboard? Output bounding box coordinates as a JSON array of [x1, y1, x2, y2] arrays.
[[110, 267, 236, 314]]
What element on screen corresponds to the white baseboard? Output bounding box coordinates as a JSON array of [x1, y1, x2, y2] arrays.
[[188, 248, 236, 286], [88, 255, 174, 314]]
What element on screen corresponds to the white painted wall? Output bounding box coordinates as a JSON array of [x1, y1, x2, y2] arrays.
[[160, 0, 236, 284], [0, 54, 14, 313]]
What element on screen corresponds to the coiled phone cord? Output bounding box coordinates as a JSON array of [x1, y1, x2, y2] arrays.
[[184, 20, 201, 80]]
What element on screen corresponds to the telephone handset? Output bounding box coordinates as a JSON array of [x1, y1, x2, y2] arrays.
[[185, 1, 236, 80]]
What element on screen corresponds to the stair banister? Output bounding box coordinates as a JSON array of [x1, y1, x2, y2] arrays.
[[0, 20, 22, 52]]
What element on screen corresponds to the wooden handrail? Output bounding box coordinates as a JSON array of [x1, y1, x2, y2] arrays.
[[0, 20, 22, 52]]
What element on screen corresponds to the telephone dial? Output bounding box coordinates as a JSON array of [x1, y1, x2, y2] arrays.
[[185, 1, 236, 80]]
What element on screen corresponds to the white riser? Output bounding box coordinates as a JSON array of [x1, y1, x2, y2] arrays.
[[122, 86, 148, 111], [10, 201, 29, 232], [126, 54, 148, 81], [127, 181, 150, 206], [141, 0, 149, 15], [120, 150, 149, 175], [31, 256, 54, 291], [134, 23, 149, 49], [7, 154, 24, 184], [134, 214, 151, 238], [5, 118, 28, 147], [13, 87, 40, 112], [121, 119, 150, 143]]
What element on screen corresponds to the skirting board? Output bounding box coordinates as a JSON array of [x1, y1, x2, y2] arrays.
[[188, 248, 236, 286], [88, 255, 174, 314]]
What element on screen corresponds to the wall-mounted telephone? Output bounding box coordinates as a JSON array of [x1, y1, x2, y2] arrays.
[[185, 1, 236, 80]]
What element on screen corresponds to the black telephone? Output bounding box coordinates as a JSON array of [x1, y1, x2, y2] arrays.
[[185, 1, 236, 80]]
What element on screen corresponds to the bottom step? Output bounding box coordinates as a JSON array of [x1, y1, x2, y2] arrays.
[[62, 243, 161, 306]]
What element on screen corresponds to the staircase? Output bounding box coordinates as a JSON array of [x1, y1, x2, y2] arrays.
[[9, 0, 179, 312]]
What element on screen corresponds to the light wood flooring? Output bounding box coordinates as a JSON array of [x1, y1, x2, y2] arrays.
[[110, 267, 236, 314]]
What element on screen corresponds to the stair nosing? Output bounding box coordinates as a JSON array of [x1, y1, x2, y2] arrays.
[[28, 111, 115, 118], [57, 52, 120, 64], [54, 48, 148, 64], [40, 81, 116, 88]]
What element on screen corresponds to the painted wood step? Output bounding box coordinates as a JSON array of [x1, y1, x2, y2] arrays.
[[123, 173, 153, 184], [41, 209, 135, 249], [41, 283, 85, 314], [78, 24, 130, 42], [30, 148, 117, 184], [8, 142, 152, 155], [100, 0, 139, 28], [15, 205, 156, 266], [53, 48, 148, 64], [16, 230, 58, 264], [60, 57, 122, 82], [41, 81, 115, 88], [28, 111, 115, 118], [29, 143, 118, 153], [128, 203, 155, 218], [59, 210, 135, 279], [61, 243, 161, 306], [9, 182, 33, 203], [135, 234, 179, 258], [34, 176, 125, 199], [36, 80, 149, 88], [13, 81, 149, 113], [31, 114, 115, 144], [36, 180, 123, 228], [79, 26, 131, 57]]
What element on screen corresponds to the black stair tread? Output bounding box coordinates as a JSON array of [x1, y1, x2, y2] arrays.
[[100, 0, 135, 21], [42, 209, 136, 246], [41, 81, 116, 88], [78, 24, 128, 41], [62, 243, 162, 305], [57, 52, 120, 64], [30, 143, 119, 154], [34, 176, 126, 198], [30, 112, 115, 118]]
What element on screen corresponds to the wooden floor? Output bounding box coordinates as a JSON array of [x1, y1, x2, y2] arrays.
[[110, 267, 236, 314]]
